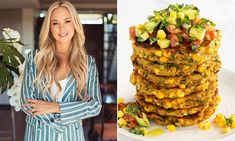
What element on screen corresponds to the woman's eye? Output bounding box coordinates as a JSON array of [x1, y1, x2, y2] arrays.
[[65, 20, 71, 23], [52, 22, 58, 25]]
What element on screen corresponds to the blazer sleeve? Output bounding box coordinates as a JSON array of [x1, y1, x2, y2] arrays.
[[20, 52, 64, 130], [59, 56, 102, 124]]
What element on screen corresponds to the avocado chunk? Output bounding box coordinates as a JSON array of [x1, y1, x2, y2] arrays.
[[135, 113, 150, 127], [145, 21, 159, 33], [189, 27, 206, 40], [183, 9, 198, 20], [166, 17, 176, 25], [135, 24, 144, 37], [157, 39, 170, 48], [140, 31, 149, 41]]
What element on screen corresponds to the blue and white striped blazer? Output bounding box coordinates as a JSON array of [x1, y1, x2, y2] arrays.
[[20, 52, 102, 141]]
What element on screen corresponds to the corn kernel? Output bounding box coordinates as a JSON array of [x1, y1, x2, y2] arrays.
[[206, 48, 214, 54], [169, 92, 175, 98], [167, 78, 175, 84], [204, 121, 211, 130], [199, 122, 204, 129], [154, 68, 160, 74], [140, 127, 149, 136], [218, 121, 225, 128], [198, 66, 205, 73], [199, 121, 211, 130], [170, 11, 177, 18], [137, 68, 144, 75], [162, 50, 170, 57], [165, 102, 172, 108], [199, 47, 205, 52], [118, 98, 124, 104], [214, 117, 219, 124], [192, 54, 199, 61], [156, 91, 165, 99], [176, 89, 185, 98], [167, 125, 176, 132], [145, 98, 153, 102], [222, 127, 231, 134], [155, 50, 162, 56], [118, 110, 124, 118], [230, 115, 235, 121], [177, 12, 185, 20], [231, 122, 235, 128], [159, 56, 168, 63], [176, 98, 184, 103], [183, 65, 190, 70], [177, 92, 185, 98], [118, 118, 127, 127], [157, 30, 166, 39], [155, 14, 163, 20], [123, 107, 127, 113], [179, 84, 186, 89]]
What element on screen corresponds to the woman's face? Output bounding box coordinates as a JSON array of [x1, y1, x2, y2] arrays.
[[50, 6, 75, 44]]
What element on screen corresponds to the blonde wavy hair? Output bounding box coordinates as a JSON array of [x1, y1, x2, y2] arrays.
[[34, 0, 87, 100]]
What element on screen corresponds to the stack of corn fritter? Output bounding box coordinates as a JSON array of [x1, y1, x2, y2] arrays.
[[129, 4, 222, 126]]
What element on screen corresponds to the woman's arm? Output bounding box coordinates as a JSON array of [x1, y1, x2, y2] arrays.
[[58, 57, 102, 125], [20, 52, 64, 129]]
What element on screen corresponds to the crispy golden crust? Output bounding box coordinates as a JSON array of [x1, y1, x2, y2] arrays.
[[135, 82, 217, 109], [131, 74, 216, 99], [132, 36, 221, 64], [131, 69, 217, 88], [146, 93, 220, 126], [131, 53, 221, 76], [138, 90, 220, 117]]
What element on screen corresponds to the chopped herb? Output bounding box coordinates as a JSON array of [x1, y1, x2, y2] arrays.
[[191, 44, 199, 52], [126, 103, 141, 116], [137, 37, 146, 43], [201, 18, 216, 26], [225, 116, 233, 127], [149, 37, 157, 45], [129, 127, 144, 136]]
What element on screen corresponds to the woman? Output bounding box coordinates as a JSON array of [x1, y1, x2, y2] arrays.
[[20, 1, 102, 141]]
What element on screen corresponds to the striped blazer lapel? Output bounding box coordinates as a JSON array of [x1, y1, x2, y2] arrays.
[[62, 72, 76, 101]]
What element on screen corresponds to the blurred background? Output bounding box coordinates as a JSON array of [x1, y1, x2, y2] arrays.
[[0, 0, 117, 141]]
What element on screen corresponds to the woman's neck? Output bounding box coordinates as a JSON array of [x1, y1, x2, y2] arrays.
[[55, 42, 70, 66]]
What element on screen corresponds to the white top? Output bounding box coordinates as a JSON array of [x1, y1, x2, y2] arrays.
[[51, 78, 67, 102], [51, 78, 67, 141]]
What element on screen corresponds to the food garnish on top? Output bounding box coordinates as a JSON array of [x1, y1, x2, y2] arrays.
[[129, 4, 219, 52]]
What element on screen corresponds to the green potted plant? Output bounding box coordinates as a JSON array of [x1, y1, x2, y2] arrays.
[[0, 28, 25, 95]]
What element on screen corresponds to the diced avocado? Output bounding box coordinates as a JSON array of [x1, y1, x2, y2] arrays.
[[145, 21, 159, 33], [135, 113, 150, 127], [157, 39, 170, 48], [189, 27, 206, 40], [140, 31, 149, 41], [177, 12, 185, 20], [135, 24, 144, 37], [183, 10, 197, 20], [166, 16, 176, 25]]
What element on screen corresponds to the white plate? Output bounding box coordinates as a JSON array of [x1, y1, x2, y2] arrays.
[[118, 68, 235, 141]]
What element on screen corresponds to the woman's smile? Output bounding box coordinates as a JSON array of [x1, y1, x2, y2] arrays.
[[59, 32, 68, 37]]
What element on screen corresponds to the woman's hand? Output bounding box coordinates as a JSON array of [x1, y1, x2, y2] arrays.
[[22, 99, 60, 116]]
